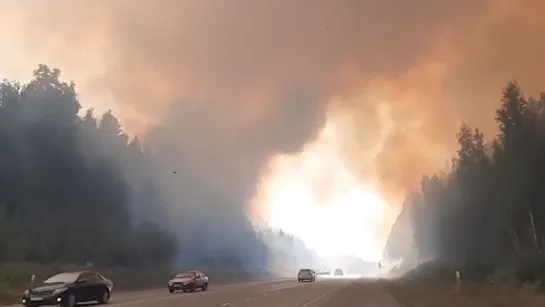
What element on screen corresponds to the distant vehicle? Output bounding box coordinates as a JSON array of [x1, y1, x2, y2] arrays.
[[168, 271, 208, 293], [21, 271, 113, 307], [297, 269, 316, 282], [334, 268, 344, 276]]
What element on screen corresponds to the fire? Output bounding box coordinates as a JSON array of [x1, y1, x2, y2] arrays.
[[252, 115, 396, 262]]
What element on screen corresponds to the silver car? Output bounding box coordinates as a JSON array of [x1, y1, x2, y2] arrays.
[[168, 271, 209, 293], [297, 269, 316, 282]]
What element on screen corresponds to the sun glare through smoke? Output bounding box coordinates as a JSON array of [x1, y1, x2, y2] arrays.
[[254, 117, 394, 262]]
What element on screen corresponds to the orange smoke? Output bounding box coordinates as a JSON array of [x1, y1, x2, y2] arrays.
[[0, 0, 544, 259]]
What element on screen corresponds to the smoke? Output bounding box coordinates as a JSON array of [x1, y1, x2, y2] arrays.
[[1, 0, 544, 266]]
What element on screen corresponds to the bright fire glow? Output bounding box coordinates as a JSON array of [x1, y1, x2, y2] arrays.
[[254, 117, 395, 262]]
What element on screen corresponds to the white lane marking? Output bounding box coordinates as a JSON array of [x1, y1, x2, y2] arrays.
[[0, 280, 295, 307], [259, 281, 302, 294], [109, 279, 296, 306], [218, 281, 302, 306], [112, 295, 182, 307], [115, 300, 164, 306], [110, 291, 203, 306], [106, 278, 294, 305], [300, 287, 338, 307], [1, 279, 295, 307]]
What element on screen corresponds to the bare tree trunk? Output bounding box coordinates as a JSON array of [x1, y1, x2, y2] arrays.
[[509, 230, 521, 257], [30, 274, 36, 289], [529, 209, 541, 253]]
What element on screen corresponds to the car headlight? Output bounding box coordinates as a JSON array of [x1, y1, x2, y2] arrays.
[[168, 281, 173, 285], [52, 287, 67, 295], [23, 290, 29, 296]]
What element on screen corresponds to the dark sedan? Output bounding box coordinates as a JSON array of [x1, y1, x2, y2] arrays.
[[21, 271, 113, 307]]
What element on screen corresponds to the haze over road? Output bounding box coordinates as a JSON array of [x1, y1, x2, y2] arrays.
[[6, 277, 398, 307]]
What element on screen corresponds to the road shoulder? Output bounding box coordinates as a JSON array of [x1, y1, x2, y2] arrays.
[[319, 279, 401, 307]]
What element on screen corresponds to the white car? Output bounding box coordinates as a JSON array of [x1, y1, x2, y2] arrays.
[[297, 269, 316, 282]]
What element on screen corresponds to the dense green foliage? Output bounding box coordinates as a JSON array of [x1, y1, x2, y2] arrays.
[[0, 65, 317, 274], [396, 81, 545, 282]]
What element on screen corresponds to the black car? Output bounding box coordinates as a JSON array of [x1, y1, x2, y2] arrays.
[[167, 271, 209, 293], [21, 271, 114, 307]]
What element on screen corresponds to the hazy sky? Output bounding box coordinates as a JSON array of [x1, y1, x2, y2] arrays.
[[0, 0, 544, 256]]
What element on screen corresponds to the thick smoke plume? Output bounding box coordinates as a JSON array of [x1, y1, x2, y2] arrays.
[[1, 0, 544, 263]]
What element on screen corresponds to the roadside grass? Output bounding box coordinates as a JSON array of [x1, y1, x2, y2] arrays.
[[383, 277, 545, 307], [0, 262, 257, 305]]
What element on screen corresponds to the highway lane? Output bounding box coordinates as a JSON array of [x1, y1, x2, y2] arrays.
[[6, 277, 400, 307], [220, 277, 401, 307]]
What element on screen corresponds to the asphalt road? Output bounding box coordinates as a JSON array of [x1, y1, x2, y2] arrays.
[[7, 276, 400, 307]]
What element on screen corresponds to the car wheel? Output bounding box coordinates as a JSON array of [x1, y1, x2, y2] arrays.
[[64, 293, 76, 307], [98, 289, 110, 304], [169, 288, 174, 293], [202, 283, 208, 291], [190, 285, 196, 292]]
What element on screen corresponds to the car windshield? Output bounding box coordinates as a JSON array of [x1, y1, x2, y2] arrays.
[[44, 273, 80, 284], [299, 269, 311, 273], [175, 272, 196, 278]]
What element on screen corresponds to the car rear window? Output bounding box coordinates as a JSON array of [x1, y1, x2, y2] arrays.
[[299, 269, 311, 273]]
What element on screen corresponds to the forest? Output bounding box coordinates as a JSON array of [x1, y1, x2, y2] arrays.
[[385, 81, 545, 283], [0, 65, 315, 280]]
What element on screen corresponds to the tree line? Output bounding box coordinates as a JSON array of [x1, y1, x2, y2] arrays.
[[0, 65, 177, 266], [386, 81, 545, 282], [0, 65, 317, 273]]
